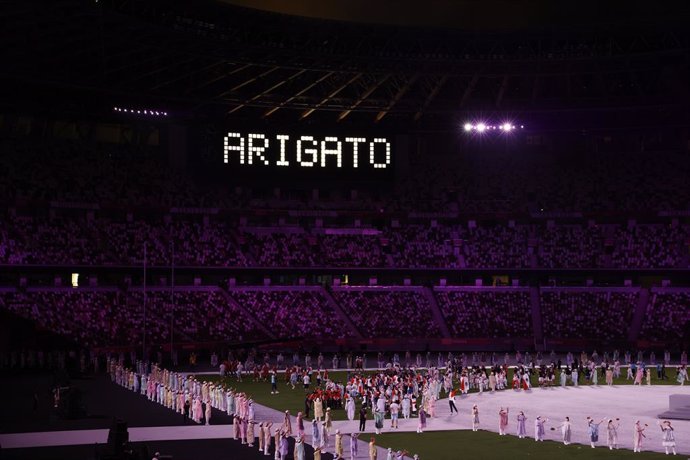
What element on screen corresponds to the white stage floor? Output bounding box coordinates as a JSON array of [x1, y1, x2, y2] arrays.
[[329, 384, 690, 455]]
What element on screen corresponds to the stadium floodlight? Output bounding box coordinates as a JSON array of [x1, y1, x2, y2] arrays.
[[462, 119, 523, 135]]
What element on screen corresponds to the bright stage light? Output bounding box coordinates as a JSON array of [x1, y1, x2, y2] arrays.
[[463, 118, 523, 135]]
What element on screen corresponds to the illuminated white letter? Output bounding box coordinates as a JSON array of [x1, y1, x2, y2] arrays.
[[345, 137, 366, 168], [276, 135, 290, 166], [369, 138, 391, 169], [296, 136, 318, 167], [321, 137, 342, 167], [247, 133, 269, 165], [223, 132, 245, 164]]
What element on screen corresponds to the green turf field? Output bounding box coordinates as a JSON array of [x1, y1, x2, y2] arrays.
[[375, 430, 673, 460], [197, 369, 681, 422]]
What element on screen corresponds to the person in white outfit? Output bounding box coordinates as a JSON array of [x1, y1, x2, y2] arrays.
[[534, 416, 547, 441], [606, 418, 620, 450], [659, 420, 677, 456]]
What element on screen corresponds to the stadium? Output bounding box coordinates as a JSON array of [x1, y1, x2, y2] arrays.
[[1, 0, 690, 459]]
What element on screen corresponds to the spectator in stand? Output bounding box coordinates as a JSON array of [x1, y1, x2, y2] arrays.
[[540, 291, 638, 341], [331, 289, 440, 338], [230, 290, 353, 339], [639, 292, 690, 342], [435, 290, 532, 338]]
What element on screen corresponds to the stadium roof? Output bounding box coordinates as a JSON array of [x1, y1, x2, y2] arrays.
[[0, 0, 688, 127], [218, 0, 686, 32]]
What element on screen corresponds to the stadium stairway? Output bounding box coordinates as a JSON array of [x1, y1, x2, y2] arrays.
[[421, 286, 450, 338], [627, 287, 650, 342], [679, 247, 690, 269], [530, 287, 543, 347], [218, 288, 274, 339], [458, 254, 467, 269], [319, 286, 363, 339]]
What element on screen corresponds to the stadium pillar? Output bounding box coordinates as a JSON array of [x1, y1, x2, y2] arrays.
[[167, 125, 187, 170]]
